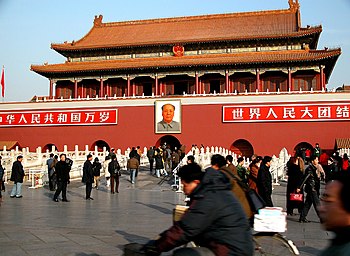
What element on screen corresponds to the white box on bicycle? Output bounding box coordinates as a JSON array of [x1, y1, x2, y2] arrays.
[[254, 211, 287, 233], [258, 207, 284, 216]]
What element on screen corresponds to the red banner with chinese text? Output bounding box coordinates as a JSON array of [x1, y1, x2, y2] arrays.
[[223, 103, 350, 122], [0, 109, 118, 127]]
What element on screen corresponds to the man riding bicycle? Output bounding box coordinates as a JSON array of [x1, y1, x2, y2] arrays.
[[142, 163, 253, 256]]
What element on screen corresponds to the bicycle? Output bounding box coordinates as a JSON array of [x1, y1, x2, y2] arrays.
[[124, 205, 299, 255]]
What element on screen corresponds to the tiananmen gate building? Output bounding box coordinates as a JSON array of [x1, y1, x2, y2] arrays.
[[0, 0, 348, 156]]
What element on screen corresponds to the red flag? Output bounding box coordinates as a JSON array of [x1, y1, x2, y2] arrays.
[[0, 67, 4, 97]]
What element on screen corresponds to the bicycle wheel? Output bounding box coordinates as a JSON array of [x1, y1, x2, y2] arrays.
[[253, 233, 299, 255]]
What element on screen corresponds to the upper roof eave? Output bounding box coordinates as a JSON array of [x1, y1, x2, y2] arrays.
[[31, 48, 341, 77], [50, 5, 308, 54]]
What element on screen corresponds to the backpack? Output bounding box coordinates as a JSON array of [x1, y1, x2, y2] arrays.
[[220, 167, 265, 218]]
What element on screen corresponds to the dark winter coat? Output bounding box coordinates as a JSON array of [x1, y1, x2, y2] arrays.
[[0, 164, 5, 181], [154, 168, 253, 256], [82, 160, 94, 183], [108, 159, 120, 177], [257, 164, 273, 206], [92, 161, 102, 176], [10, 160, 25, 183], [154, 154, 164, 169], [55, 160, 70, 182], [287, 163, 303, 194], [300, 163, 320, 194], [286, 162, 304, 211]]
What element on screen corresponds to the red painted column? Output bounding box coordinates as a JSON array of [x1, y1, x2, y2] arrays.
[[49, 79, 54, 98], [195, 72, 199, 93], [199, 80, 202, 94], [163, 82, 166, 96], [256, 69, 261, 92], [99, 78, 104, 97], [155, 80, 159, 96], [288, 68, 292, 91], [225, 71, 229, 93], [155, 75, 158, 96], [74, 79, 78, 98], [159, 81, 163, 95], [127, 76, 131, 97], [132, 82, 136, 96], [320, 66, 325, 90]]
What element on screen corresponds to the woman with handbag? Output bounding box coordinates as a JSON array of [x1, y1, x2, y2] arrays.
[[286, 156, 304, 215]]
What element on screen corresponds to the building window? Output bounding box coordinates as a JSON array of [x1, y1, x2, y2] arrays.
[[263, 78, 287, 92], [57, 86, 73, 99], [233, 79, 256, 93], [293, 76, 316, 91]]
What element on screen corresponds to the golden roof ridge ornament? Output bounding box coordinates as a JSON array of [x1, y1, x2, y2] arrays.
[[288, 0, 300, 12]]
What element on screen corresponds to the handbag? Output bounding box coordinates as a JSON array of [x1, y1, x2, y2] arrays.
[[246, 189, 266, 212], [290, 192, 303, 202]]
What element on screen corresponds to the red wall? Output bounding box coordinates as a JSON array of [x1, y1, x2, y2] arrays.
[[1, 103, 348, 156]]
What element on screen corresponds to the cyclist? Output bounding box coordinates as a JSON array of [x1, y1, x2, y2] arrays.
[[143, 163, 253, 256]]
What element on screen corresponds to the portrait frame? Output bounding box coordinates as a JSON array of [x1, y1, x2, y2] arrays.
[[155, 99, 182, 134]]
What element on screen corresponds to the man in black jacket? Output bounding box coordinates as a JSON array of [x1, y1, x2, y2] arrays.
[[257, 156, 273, 207], [53, 154, 70, 202], [108, 155, 120, 194], [82, 154, 94, 200], [143, 163, 253, 256], [298, 155, 321, 223], [10, 155, 25, 198]]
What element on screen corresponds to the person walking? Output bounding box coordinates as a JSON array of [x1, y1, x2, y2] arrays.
[[154, 149, 164, 178], [53, 154, 70, 202], [248, 156, 262, 193], [147, 146, 155, 174], [127, 155, 139, 184], [108, 155, 120, 194], [298, 155, 321, 223], [342, 153, 349, 171], [46, 153, 55, 191], [0, 156, 4, 200], [10, 155, 25, 198], [0, 155, 5, 194], [286, 156, 304, 215], [103, 155, 111, 187], [171, 149, 180, 170], [237, 157, 248, 184], [257, 156, 273, 207], [82, 154, 94, 200], [92, 157, 102, 189]]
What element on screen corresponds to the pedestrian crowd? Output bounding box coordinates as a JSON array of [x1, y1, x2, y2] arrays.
[[1, 142, 350, 255]]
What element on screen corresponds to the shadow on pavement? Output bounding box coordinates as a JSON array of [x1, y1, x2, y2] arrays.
[[136, 202, 173, 215], [115, 230, 149, 243]]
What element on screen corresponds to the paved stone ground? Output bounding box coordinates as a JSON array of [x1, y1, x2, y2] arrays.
[[0, 167, 332, 255]]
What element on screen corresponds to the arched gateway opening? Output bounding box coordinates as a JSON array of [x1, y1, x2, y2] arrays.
[[91, 140, 110, 152], [230, 139, 254, 158], [294, 141, 313, 158], [43, 143, 58, 152], [155, 135, 181, 151]]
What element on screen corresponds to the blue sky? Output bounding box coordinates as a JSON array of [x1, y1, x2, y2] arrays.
[[0, 0, 349, 102]]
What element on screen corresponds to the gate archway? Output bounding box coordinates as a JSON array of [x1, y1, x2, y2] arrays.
[[294, 141, 313, 157], [155, 135, 181, 151], [43, 143, 58, 152], [230, 139, 254, 158], [91, 140, 110, 152]]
